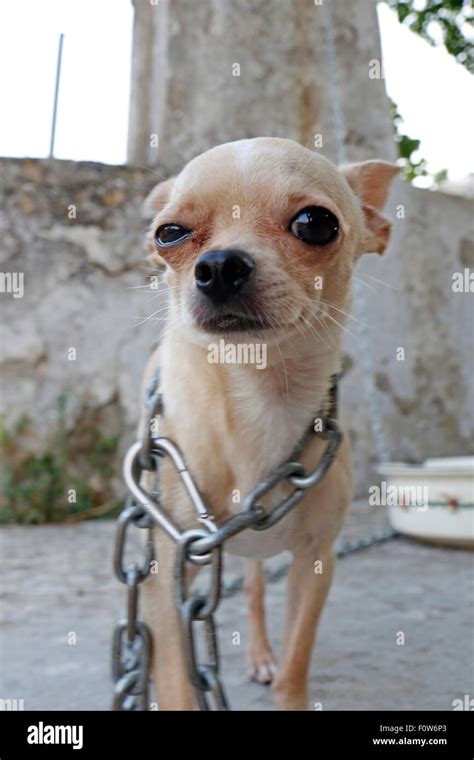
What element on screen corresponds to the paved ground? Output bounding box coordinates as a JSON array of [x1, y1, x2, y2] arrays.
[[1, 501, 473, 711]]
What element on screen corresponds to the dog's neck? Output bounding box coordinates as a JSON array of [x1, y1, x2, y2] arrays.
[[224, 332, 339, 449], [226, 333, 338, 408], [161, 323, 341, 476]]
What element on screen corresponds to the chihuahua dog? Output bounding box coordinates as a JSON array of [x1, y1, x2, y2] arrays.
[[139, 137, 397, 710]]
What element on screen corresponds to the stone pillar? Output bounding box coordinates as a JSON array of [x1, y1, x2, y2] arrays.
[[127, 0, 396, 173]]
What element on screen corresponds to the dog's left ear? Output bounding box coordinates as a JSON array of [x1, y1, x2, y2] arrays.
[[341, 161, 398, 255], [144, 177, 176, 216]]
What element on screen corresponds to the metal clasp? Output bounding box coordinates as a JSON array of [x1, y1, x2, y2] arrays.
[[123, 438, 216, 563]]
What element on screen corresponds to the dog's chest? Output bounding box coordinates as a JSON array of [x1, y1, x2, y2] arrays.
[[196, 407, 310, 557]]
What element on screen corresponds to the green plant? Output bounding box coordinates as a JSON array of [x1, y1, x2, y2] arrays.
[[385, 0, 473, 73], [390, 100, 448, 184], [0, 396, 121, 524], [384, 0, 472, 183]]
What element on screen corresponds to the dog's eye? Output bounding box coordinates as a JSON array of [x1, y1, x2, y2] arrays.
[[155, 224, 191, 247], [290, 207, 339, 246]]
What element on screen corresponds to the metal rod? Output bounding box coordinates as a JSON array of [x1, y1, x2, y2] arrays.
[[49, 32, 64, 158]]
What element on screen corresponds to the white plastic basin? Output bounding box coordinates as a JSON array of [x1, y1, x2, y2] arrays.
[[377, 457, 474, 548]]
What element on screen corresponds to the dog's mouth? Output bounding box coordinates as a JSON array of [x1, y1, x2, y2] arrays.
[[196, 312, 272, 334]]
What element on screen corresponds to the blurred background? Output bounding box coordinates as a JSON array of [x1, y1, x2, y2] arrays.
[[0, 0, 472, 711]]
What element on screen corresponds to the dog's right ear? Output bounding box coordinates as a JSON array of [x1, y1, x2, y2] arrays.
[[340, 161, 398, 255], [144, 177, 176, 216]]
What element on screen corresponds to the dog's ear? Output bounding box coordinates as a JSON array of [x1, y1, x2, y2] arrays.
[[144, 177, 176, 216], [144, 178, 175, 259], [341, 161, 398, 255]]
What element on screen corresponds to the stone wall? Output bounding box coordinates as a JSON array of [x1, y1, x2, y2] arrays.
[[0, 158, 160, 497], [1, 157, 472, 499]]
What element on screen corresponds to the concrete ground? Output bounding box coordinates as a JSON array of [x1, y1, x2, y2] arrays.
[[1, 500, 473, 711]]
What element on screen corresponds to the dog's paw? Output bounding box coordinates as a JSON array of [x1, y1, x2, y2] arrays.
[[247, 649, 278, 685]]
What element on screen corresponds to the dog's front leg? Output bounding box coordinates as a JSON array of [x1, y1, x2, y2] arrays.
[[142, 530, 200, 710], [245, 560, 277, 684], [273, 549, 336, 710]]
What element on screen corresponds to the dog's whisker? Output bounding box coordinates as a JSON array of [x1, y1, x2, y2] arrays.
[[129, 282, 181, 294], [352, 275, 377, 293], [130, 303, 170, 316], [317, 299, 360, 324], [281, 294, 352, 344], [300, 298, 364, 333], [124, 283, 172, 291], [292, 295, 357, 326], [300, 300, 345, 342], [125, 282, 149, 290], [268, 294, 337, 350], [270, 309, 304, 401], [299, 313, 330, 349], [356, 272, 399, 291], [132, 305, 171, 326], [303, 310, 336, 350], [322, 311, 357, 339], [272, 326, 290, 401], [130, 316, 169, 322]]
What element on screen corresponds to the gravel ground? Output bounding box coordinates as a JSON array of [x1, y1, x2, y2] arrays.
[[1, 500, 473, 711]]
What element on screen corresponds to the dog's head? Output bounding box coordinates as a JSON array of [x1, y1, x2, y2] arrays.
[[146, 138, 397, 344]]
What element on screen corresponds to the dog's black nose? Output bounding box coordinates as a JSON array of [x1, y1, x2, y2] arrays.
[[194, 250, 254, 302]]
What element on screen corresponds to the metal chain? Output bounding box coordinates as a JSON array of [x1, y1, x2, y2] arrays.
[[114, 406, 343, 710], [111, 501, 154, 710], [110, 482, 401, 708], [123, 415, 342, 562], [112, 409, 342, 710], [175, 530, 230, 710]]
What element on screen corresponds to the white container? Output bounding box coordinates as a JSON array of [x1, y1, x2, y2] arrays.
[[377, 457, 474, 548]]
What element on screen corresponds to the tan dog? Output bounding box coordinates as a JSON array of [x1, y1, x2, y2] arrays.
[[139, 137, 397, 710]]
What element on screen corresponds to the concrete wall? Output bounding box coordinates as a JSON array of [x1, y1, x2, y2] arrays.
[[1, 157, 472, 497], [343, 180, 474, 489]]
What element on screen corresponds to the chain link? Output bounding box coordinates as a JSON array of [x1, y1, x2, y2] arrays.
[[174, 530, 229, 710], [111, 501, 154, 711]]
